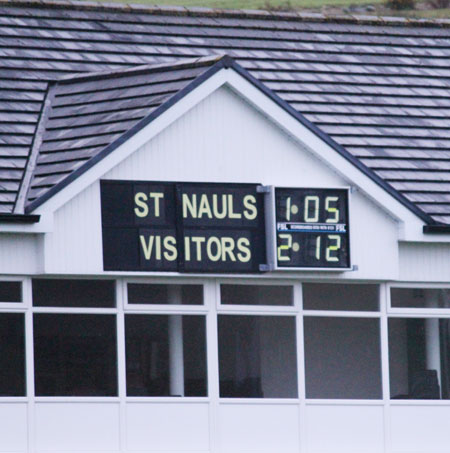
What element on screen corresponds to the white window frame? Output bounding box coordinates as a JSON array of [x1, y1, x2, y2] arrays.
[[301, 281, 384, 404], [123, 277, 208, 313], [388, 282, 450, 316], [30, 276, 120, 403], [217, 278, 298, 313], [386, 282, 450, 406], [216, 278, 301, 403], [123, 277, 211, 403], [0, 277, 29, 404]]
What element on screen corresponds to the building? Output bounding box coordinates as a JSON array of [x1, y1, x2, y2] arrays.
[[1, 1, 450, 451]]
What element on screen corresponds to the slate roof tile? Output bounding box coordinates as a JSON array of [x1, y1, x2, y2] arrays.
[[1, 0, 450, 224], [24, 56, 221, 207]]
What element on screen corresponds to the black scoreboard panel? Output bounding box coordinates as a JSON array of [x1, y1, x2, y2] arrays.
[[275, 187, 350, 269], [101, 181, 266, 273], [176, 183, 266, 272]]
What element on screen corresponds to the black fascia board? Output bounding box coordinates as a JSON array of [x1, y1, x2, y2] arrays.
[[423, 224, 450, 234], [25, 55, 435, 226], [0, 214, 40, 223]]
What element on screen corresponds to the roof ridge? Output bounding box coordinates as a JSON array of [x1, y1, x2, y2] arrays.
[[56, 55, 227, 85], [2, 0, 450, 28], [14, 82, 56, 214]]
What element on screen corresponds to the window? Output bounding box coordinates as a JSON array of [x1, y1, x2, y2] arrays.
[[303, 283, 379, 311], [389, 318, 450, 399], [127, 283, 203, 305], [0, 313, 25, 396], [221, 284, 293, 306], [218, 315, 298, 398], [3, 278, 390, 404], [125, 315, 207, 396], [391, 287, 450, 309], [304, 317, 382, 399], [0, 281, 22, 303], [32, 279, 116, 308], [33, 314, 117, 396], [389, 287, 450, 399]]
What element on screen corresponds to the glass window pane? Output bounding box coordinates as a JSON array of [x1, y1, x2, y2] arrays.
[[303, 283, 379, 311], [391, 288, 450, 309], [221, 285, 293, 306], [127, 284, 203, 305], [32, 279, 116, 308], [218, 315, 298, 398], [125, 315, 207, 397], [389, 318, 450, 400], [0, 282, 22, 303], [34, 314, 117, 396], [304, 317, 382, 399], [0, 313, 25, 396]]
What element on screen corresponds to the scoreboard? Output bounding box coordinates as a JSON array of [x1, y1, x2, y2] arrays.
[[274, 187, 350, 270], [100, 180, 351, 273], [101, 181, 266, 273]]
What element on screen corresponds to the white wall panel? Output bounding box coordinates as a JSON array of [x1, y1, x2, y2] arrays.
[[390, 405, 450, 452], [217, 403, 300, 453], [126, 402, 210, 451], [43, 182, 103, 274], [349, 190, 398, 280], [0, 403, 27, 452], [35, 403, 120, 452], [0, 234, 39, 274], [399, 243, 450, 282], [43, 86, 399, 279], [305, 404, 384, 453]]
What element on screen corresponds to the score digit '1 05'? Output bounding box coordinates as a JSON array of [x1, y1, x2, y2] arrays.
[[275, 188, 350, 269]]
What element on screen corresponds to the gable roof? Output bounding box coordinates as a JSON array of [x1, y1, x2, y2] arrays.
[[23, 56, 224, 210], [2, 0, 450, 225]]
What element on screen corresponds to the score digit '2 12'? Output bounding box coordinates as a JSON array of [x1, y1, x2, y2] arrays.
[[275, 188, 350, 269]]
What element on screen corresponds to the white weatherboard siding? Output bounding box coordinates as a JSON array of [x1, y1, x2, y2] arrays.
[[399, 242, 450, 282], [43, 181, 103, 274], [0, 234, 40, 274], [43, 86, 399, 280]]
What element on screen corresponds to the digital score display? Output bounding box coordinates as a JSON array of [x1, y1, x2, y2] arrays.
[[275, 188, 350, 269], [101, 181, 266, 273]]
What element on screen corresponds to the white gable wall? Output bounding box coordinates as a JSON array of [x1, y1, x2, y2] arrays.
[[0, 233, 40, 274], [399, 242, 450, 282], [42, 86, 398, 280]]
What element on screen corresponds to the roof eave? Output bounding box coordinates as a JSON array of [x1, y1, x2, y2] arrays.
[[423, 224, 450, 234], [0, 214, 40, 223]]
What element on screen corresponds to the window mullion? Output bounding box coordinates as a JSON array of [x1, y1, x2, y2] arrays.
[[24, 277, 35, 453], [116, 279, 127, 452]]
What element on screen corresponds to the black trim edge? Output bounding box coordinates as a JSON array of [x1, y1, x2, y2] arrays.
[[0, 214, 40, 223], [423, 225, 450, 234]]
